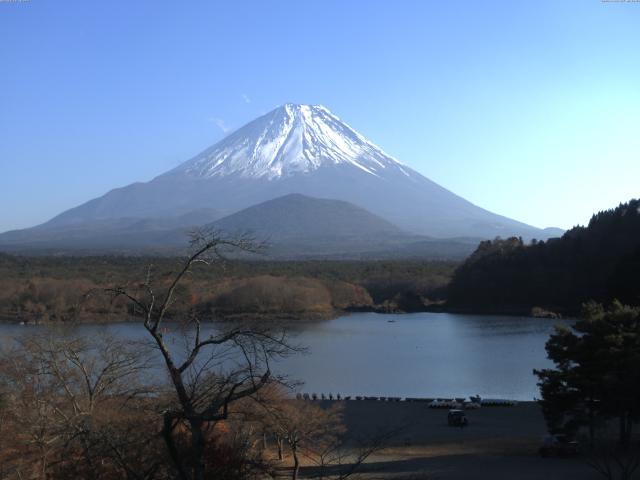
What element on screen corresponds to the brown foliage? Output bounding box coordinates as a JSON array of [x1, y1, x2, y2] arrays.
[[0, 255, 455, 323], [213, 276, 334, 316], [0, 333, 168, 480]]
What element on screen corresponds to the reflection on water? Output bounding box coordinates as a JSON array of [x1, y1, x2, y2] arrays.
[[0, 312, 570, 400]]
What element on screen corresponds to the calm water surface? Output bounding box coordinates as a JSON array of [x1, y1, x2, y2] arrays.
[[0, 312, 570, 400]]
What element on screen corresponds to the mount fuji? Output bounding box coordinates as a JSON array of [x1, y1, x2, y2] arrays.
[[0, 103, 561, 255]]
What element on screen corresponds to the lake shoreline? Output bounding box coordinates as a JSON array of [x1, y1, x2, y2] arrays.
[[0, 310, 346, 325], [425, 303, 571, 319], [0, 303, 567, 326], [0, 312, 562, 400]]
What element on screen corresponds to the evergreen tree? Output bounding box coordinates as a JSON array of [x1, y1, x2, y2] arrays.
[[448, 198, 640, 314], [535, 301, 640, 448]]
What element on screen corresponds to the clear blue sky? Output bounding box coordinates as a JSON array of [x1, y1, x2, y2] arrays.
[[1, 0, 639, 232]]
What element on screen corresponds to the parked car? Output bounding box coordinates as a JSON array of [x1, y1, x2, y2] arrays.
[[539, 434, 579, 457], [447, 409, 468, 427]]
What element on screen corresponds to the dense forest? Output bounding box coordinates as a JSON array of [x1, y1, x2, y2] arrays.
[[0, 255, 455, 323], [3, 199, 638, 323], [447, 199, 640, 315]]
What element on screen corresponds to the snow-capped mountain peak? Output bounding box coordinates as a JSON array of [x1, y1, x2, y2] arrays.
[[170, 103, 410, 180], [2, 103, 559, 244]]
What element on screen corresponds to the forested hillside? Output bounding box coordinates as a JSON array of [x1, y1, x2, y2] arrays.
[[447, 199, 640, 314], [0, 256, 455, 323]]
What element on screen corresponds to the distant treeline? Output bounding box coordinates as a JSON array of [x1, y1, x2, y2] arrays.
[[447, 199, 640, 315], [0, 256, 456, 323], [7, 199, 637, 323]]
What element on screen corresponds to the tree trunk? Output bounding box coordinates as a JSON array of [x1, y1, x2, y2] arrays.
[[619, 413, 632, 450], [277, 436, 284, 461], [190, 419, 206, 480], [588, 406, 595, 449], [39, 450, 47, 480], [619, 415, 626, 448], [162, 415, 189, 480], [292, 445, 300, 480]]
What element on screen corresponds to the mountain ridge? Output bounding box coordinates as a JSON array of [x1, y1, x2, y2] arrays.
[[0, 103, 563, 249], [0, 194, 479, 260], [209, 193, 405, 241]]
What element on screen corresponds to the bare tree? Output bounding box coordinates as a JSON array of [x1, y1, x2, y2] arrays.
[[261, 395, 401, 480], [265, 399, 345, 480], [587, 439, 640, 480], [0, 332, 158, 479], [309, 426, 403, 480], [107, 229, 298, 480]]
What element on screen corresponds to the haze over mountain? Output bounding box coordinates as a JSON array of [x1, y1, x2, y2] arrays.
[[204, 194, 478, 259], [211, 194, 403, 241], [0, 103, 562, 255]]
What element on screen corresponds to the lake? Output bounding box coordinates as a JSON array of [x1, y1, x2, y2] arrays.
[[0, 312, 569, 401]]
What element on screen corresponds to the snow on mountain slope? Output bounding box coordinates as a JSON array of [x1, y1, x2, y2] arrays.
[[0, 103, 563, 246], [168, 104, 412, 180]]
